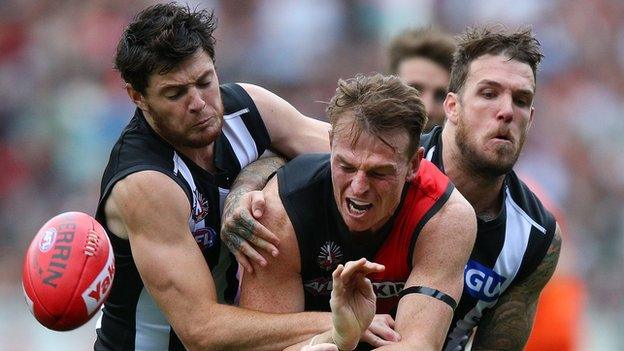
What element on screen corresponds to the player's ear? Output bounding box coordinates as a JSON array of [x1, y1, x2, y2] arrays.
[[444, 92, 460, 125], [406, 147, 424, 182], [528, 106, 535, 131], [126, 84, 148, 112]]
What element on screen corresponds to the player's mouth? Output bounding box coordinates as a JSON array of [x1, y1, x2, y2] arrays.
[[346, 198, 373, 216], [491, 130, 513, 144], [194, 118, 211, 128]]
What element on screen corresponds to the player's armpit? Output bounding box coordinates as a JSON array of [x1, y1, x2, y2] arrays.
[[472, 224, 562, 351]]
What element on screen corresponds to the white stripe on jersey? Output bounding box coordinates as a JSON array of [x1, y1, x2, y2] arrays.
[[506, 187, 547, 234], [445, 185, 534, 351], [425, 145, 436, 161], [222, 108, 259, 168], [135, 288, 171, 350]]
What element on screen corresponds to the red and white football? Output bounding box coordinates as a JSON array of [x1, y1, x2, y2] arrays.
[[22, 211, 115, 331]]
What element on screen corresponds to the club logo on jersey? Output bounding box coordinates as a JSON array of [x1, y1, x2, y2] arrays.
[[39, 227, 57, 252], [464, 260, 507, 302], [193, 226, 218, 250], [192, 189, 209, 223], [304, 276, 332, 295], [317, 241, 344, 271]]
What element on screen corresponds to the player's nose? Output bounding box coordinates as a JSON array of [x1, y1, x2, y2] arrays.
[[350, 171, 370, 195]]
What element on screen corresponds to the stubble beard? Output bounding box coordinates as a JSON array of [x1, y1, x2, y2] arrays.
[[150, 110, 224, 150], [455, 117, 525, 179]]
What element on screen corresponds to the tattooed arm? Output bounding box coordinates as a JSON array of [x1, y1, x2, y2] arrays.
[[221, 155, 286, 273], [472, 223, 562, 351]]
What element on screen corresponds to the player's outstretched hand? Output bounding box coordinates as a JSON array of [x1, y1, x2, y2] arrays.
[[361, 314, 401, 347], [221, 190, 279, 273], [330, 258, 385, 350]]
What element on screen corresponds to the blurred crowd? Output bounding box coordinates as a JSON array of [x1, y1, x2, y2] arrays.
[[1, 0, 622, 349]]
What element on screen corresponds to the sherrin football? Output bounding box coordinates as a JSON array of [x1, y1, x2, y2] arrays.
[[22, 211, 115, 331]]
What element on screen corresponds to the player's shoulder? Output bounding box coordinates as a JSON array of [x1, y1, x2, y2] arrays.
[[277, 153, 331, 195], [444, 188, 477, 230], [220, 82, 254, 114], [419, 186, 476, 259], [221, 82, 269, 116]]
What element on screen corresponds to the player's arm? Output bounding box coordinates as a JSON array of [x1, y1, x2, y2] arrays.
[[471, 223, 562, 351], [221, 155, 287, 272], [105, 171, 331, 351], [376, 189, 477, 350], [239, 83, 330, 157], [240, 178, 386, 350]]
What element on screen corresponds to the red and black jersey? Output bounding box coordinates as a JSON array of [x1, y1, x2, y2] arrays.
[[277, 153, 454, 315]]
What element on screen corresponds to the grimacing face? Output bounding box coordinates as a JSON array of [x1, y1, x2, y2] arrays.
[[330, 117, 420, 233], [397, 57, 449, 131], [135, 49, 224, 150], [452, 54, 535, 177]]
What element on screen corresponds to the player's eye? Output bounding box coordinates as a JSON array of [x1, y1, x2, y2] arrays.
[[481, 89, 496, 99], [340, 165, 356, 173], [369, 171, 386, 178], [167, 90, 184, 100]]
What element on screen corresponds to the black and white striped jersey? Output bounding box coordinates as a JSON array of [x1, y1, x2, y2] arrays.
[[93, 83, 270, 351], [421, 127, 556, 351]]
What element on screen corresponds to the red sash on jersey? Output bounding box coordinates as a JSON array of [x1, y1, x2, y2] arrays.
[[370, 159, 452, 314]]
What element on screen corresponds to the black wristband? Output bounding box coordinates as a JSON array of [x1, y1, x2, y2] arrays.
[[398, 286, 458, 310]]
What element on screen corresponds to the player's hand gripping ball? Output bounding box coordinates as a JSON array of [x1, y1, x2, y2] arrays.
[[22, 212, 115, 331]]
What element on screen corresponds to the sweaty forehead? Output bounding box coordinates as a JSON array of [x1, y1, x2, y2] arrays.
[[466, 54, 535, 91]]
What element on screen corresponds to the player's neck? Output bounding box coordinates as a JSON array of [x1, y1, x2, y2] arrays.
[[143, 110, 218, 173], [177, 143, 217, 173], [441, 130, 505, 218]]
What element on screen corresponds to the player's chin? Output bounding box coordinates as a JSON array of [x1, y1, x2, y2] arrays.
[[342, 213, 375, 233], [187, 130, 220, 148]]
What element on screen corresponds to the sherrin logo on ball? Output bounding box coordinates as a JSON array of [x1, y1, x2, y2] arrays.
[[21, 211, 115, 331]]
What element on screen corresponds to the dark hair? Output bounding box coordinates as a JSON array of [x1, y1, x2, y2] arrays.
[[114, 2, 217, 94], [388, 27, 456, 74], [326, 73, 427, 158], [449, 25, 543, 94]]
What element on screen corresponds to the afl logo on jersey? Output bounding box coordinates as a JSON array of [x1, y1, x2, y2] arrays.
[[193, 227, 217, 250], [317, 241, 344, 271], [464, 260, 507, 302]]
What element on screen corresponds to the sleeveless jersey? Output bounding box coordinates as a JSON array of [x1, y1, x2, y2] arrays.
[[421, 126, 557, 351], [277, 154, 454, 315], [94, 83, 270, 351]]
